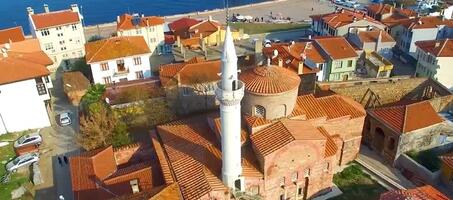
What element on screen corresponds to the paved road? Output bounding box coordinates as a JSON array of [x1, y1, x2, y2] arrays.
[[35, 68, 81, 200]]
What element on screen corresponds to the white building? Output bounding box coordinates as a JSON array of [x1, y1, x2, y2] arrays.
[[415, 39, 453, 90], [0, 39, 53, 134], [117, 13, 167, 55], [85, 36, 152, 84], [27, 4, 86, 71]]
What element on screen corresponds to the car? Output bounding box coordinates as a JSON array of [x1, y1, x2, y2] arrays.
[[5, 153, 39, 172], [334, 0, 344, 4], [14, 130, 42, 149], [59, 112, 71, 126]]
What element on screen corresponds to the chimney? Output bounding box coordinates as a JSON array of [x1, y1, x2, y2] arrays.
[[208, 15, 213, 21], [117, 15, 120, 23], [130, 180, 140, 194], [272, 49, 279, 59], [353, 16, 357, 22], [176, 35, 181, 47], [26, 7, 34, 15], [43, 4, 49, 13], [278, 58, 283, 67], [141, 14, 145, 18], [435, 41, 440, 48], [70, 4, 79, 13], [298, 61, 304, 74], [1, 48, 8, 58], [376, 30, 382, 52]]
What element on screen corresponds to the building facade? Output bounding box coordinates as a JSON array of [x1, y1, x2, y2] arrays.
[[85, 36, 152, 84], [27, 4, 86, 71], [348, 29, 396, 59], [117, 13, 167, 55], [415, 39, 453, 90]]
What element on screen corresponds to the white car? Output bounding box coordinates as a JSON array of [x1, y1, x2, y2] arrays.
[[14, 130, 42, 148], [59, 112, 71, 126], [5, 153, 39, 172]]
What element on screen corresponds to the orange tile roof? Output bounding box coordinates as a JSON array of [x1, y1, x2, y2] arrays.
[[117, 14, 164, 31], [208, 114, 248, 145], [85, 36, 150, 63], [368, 101, 444, 134], [440, 151, 453, 169], [189, 20, 221, 38], [244, 115, 273, 128], [168, 17, 201, 33], [239, 65, 301, 94], [0, 40, 52, 85], [0, 26, 25, 44], [31, 10, 80, 29], [401, 16, 453, 30], [358, 30, 395, 43], [367, 3, 417, 17], [156, 115, 262, 200], [415, 39, 453, 57], [159, 57, 221, 86], [381, 14, 413, 27], [318, 127, 338, 158], [310, 9, 383, 29], [380, 185, 449, 200], [315, 37, 358, 60], [181, 37, 201, 47]]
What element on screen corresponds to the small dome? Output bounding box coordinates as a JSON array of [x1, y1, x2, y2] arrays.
[[239, 65, 300, 94]]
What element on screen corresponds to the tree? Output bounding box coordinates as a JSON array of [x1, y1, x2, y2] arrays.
[[112, 121, 132, 147], [142, 99, 176, 128], [88, 35, 103, 42], [81, 84, 106, 112], [70, 58, 93, 81]]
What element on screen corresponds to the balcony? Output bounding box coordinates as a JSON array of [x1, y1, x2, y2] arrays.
[[114, 68, 129, 77]]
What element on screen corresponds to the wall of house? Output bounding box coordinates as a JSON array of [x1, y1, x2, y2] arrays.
[[328, 57, 357, 81], [262, 140, 334, 200], [417, 52, 453, 90], [90, 53, 152, 84], [362, 115, 400, 163], [396, 123, 446, 160], [337, 20, 387, 36], [0, 78, 51, 134], [29, 13, 86, 71], [403, 28, 438, 58], [242, 88, 299, 120], [177, 82, 218, 114], [117, 24, 165, 55]]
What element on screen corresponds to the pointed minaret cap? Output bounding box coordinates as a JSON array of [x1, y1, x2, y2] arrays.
[[221, 26, 238, 63]]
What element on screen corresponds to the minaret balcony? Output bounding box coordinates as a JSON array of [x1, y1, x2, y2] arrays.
[[215, 81, 244, 106]]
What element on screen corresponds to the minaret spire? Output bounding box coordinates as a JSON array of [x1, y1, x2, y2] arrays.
[[215, 9, 245, 190]]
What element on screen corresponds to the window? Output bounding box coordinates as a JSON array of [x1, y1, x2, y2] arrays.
[[254, 105, 266, 118], [135, 71, 144, 79], [72, 24, 77, 31], [182, 87, 191, 96], [35, 78, 47, 95], [280, 177, 285, 186], [56, 26, 62, 30], [291, 172, 298, 182], [325, 162, 330, 171], [44, 76, 50, 83], [57, 33, 63, 37], [318, 63, 324, 70], [334, 61, 342, 68], [59, 40, 65, 45], [60, 47, 67, 51], [388, 138, 396, 151], [136, 29, 142, 34], [100, 63, 109, 71], [304, 168, 310, 177], [44, 43, 53, 50], [347, 60, 353, 67], [298, 187, 303, 195], [116, 59, 125, 72], [103, 76, 112, 84], [280, 194, 285, 200], [41, 29, 50, 36], [149, 27, 155, 32], [150, 38, 156, 43], [133, 57, 142, 65]]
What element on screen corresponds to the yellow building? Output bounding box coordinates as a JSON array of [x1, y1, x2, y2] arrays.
[[363, 51, 393, 78], [182, 17, 242, 48], [440, 152, 453, 187]]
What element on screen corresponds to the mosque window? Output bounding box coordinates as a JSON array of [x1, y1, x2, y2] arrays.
[[254, 105, 266, 118]]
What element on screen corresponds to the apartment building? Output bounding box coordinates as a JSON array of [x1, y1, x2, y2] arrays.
[[27, 4, 86, 71]]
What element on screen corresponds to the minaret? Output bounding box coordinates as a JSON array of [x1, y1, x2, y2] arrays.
[[215, 26, 244, 190]]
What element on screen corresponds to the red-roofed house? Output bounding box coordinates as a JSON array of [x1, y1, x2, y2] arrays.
[[116, 13, 168, 55], [366, 3, 417, 28], [415, 39, 453, 89], [380, 185, 449, 200], [69, 144, 168, 200], [364, 101, 446, 164], [0, 39, 53, 134], [348, 29, 396, 58], [0, 26, 25, 44], [27, 4, 86, 71], [310, 8, 386, 36]]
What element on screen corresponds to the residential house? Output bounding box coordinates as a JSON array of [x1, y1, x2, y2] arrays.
[[347, 29, 396, 59], [415, 39, 453, 90], [0, 36, 53, 134], [362, 51, 393, 78], [262, 41, 325, 93], [69, 144, 171, 200], [27, 4, 86, 71], [363, 101, 446, 165], [116, 13, 168, 55], [379, 185, 448, 200], [391, 16, 453, 58], [310, 9, 386, 37], [0, 26, 25, 44], [153, 64, 366, 199], [314, 36, 359, 81], [85, 36, 152, 84], [159, 57, 221, 114], [366, 3, 417, 28]]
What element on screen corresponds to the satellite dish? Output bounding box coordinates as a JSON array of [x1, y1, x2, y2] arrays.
[[273, 49, 279, 57]]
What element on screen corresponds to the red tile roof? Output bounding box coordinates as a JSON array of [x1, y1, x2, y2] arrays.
[[367, 3, 417, 18], [0, 40, 52, 85], [239, 65, 301, 94], [31, 10, 80, 30], [318, 127, 338, 157], [401, 16, 453, 30], [85, 36, 150, 63], [415, 39, 453, 57], [315, 37, 358, 60], [159, 57, 221, 86], [358, 30, 395, 43], [440, 151, 453, 169], [368, 101, 444, 134], [168, 17, 201, 33], [380, 185, 449, 200], [117, 14, 164, 31], [0, 26, 25, 44], [310, 9, 383, 29], [188, 20, 221, 38]]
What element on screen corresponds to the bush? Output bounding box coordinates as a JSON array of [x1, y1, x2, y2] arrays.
[[407, 149, 440, 172], [88, 35, 103, 42], [80, 84, 106, 112], [70, 58, 92, 81], [112, 121, 132, 147]]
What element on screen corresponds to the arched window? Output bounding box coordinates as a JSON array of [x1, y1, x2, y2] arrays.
[[254, 105, 266, 118], [388, 138, 396, 151]]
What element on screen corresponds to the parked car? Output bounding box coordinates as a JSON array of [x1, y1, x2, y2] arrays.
[[6, 153, 39, 172], [14, 130, 42, 148], [59, 112, 71, 126], [334, 0, 344, 5]]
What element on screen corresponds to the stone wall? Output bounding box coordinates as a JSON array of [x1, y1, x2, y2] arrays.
[[395, 153, 441, 185], [429, 95, 453, 113], [242, 88, 298, 120], [397, 124, 446, 161]]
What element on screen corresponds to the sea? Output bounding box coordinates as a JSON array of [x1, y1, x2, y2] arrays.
[[0, 0, 268, 34]]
